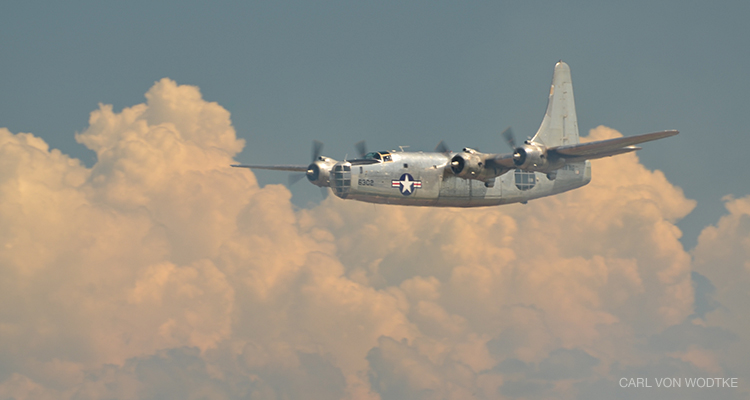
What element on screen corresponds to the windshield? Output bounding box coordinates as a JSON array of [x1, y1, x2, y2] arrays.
[[363, 151, 392, 162]]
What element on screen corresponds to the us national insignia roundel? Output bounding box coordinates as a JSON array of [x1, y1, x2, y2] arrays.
[[391, 173, 422, 196]]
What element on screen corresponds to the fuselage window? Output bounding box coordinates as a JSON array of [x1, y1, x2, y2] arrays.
[[514, 169, 536, 191], [403, 163, 408, 168]]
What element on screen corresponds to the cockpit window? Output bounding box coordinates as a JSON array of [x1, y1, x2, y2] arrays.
[[364, 151, 393, 162]]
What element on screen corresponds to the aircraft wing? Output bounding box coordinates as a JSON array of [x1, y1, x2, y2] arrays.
[[231, 164, 308, 172], [487, 129, 677, 168], [549, 130, 678, 159], [486, 154, 516, 169]]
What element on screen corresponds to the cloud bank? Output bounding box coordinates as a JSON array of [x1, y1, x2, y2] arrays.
[[0, 79, 746, 399]]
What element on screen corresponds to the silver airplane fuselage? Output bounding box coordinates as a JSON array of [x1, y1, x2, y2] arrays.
[[330, 151, 591, 207]]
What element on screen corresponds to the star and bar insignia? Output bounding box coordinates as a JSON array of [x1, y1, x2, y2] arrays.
[[391, 173, 422, 196]]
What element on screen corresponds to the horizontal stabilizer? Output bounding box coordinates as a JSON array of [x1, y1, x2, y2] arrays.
[[231, 164, 308, 172]]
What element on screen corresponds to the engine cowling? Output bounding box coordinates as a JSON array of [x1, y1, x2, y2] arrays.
[[449, 148, 501, 185], [450, 148, 486, 178], [513, 142, 548, 171], [306, 157, 337, 187]]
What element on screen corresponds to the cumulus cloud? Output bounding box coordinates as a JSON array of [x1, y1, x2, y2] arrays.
[[0, 80, 747, 399], [692, 195, 750, 385]]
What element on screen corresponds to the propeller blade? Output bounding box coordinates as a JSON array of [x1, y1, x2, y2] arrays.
[[288, 172, 306, 186], [501, 126, 516, 150], [312, 140, 324, 161], [434, 140, 450, 154], [320, 187, 329, 199], [355, 140, 367, 158]]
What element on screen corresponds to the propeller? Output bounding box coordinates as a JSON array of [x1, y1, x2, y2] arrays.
[[310, 141, 330, 198], [355, 140, 367, 158], [288, 173, 307, 186], [501, 126, 516, 150], [434, 140, 450, 154], [288, 140, 324, 187], [501, 126, 529, 166], [312, 140, 324, 161]]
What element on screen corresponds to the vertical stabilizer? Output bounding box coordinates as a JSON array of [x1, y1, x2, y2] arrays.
[[532, 61, 579, 147]]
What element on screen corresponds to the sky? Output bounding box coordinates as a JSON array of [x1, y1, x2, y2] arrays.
[[0, 1, 749, 399]]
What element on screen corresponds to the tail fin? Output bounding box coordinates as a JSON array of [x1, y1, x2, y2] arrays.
[[532, 61, 580, 147]]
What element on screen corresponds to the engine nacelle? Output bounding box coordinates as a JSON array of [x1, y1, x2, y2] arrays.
[[306, 157, 337, 187], [450, 149, 482, 178], [450, 148, 498, 183], [513, 142, 548, 171]]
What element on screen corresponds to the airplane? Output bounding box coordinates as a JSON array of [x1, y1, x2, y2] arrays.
[[232, 61, 678, 207]]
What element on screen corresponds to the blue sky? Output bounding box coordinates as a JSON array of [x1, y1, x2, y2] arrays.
[[2, 1, 748, 247]]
